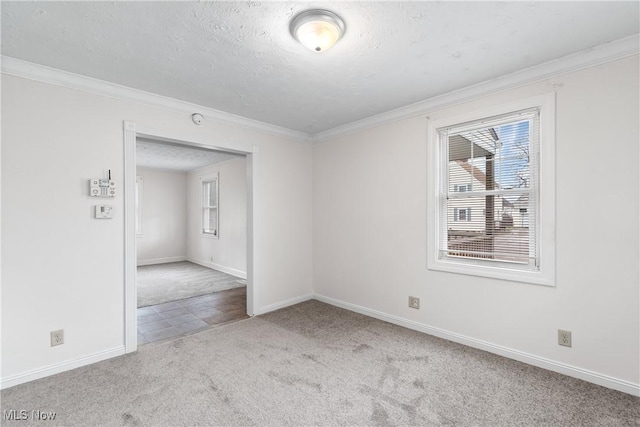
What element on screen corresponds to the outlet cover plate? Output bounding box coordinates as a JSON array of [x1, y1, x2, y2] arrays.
[[558, 329, 572, 347], [51, 329, 64, 346], [408, 296, 420, 310]]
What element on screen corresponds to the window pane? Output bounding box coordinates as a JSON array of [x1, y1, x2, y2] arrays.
[[203, 208, 218, 235], [442, 111, 538, 266], [202, 207, 208, 232], [203, 181, 216, 207], [208, 181, 217, 207], [496, 120, 530, 190], [449, 119, 531, 193], [447, 194, 531, 263]]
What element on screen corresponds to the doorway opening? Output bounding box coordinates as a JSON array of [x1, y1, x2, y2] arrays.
[[124, 122, 255, 351]]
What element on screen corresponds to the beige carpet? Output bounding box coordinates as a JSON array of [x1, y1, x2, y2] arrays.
[[1, 300, 638, 426], [137, 261, 245, 307]]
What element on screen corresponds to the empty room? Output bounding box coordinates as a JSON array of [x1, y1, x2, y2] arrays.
[[1, 1, 639, 426], [135, 139, 249, 344]]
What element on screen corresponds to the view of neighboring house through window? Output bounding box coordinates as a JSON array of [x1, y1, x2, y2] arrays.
[[428, 94, 555, 285], [442, 109, 537, 265], [202, 174, 219, 237]]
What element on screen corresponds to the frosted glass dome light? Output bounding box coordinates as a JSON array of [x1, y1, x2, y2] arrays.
[[290, 9, 345, 53]]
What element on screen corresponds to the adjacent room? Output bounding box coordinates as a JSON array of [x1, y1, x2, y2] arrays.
[[1, 1, 638, 426], [134, 139, 249, 344]]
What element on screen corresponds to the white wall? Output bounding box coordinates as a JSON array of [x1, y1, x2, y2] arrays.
[[313, 56, 639, 391], [136, 167, 187, 265], [187, 157, 247, 278], [2, 55, 637, 394], [1, 74, 313, 385]]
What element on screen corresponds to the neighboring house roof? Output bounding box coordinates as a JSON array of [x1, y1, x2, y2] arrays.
[[449, 128, 499, 162], [452, 126, 501, 191]]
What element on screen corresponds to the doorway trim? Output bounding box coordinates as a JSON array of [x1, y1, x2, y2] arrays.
[[123, 121, 255, 353]]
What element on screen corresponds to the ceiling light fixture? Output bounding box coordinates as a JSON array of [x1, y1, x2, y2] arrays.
[[290, 9, 345, 53]]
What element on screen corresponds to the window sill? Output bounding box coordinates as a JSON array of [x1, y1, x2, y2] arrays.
[[200, 233, 219, 240], [428, 257, 554, 287]]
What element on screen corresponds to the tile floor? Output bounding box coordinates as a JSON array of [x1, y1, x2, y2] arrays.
[[137, 287, 248, 345]]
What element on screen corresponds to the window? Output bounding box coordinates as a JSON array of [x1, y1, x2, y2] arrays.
[[135, 176, 143, 236], [454, 207, 471, 222], [427, 94, 555, 286], [202, 174, 219, 238]]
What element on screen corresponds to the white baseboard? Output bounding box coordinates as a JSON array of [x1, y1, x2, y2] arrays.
[[187, 258, 247, 279], [313, 294, 640, 397], [137, 256, 186, 266], [0, 346, 125, 390], [6, 297, 636, 397], [257, 293, 314, 316]]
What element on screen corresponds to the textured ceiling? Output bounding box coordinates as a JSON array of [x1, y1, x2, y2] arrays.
[[136, 139, 243, 172], [2, 1, 639, 134]]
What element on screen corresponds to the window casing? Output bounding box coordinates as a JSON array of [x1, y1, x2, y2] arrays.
[[427, 94, 555, 286], [201, 174, 219, 238]]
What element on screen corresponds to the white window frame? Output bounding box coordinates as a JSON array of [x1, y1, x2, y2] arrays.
[[135, 175, 143, 237], [427, 93, 555, 286], [201, 173, 219, 239]]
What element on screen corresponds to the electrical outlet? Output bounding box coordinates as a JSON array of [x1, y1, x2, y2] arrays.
[[558, 329, 571, 347], [408, 296, 420, 310], [51, 329, 64, 347]]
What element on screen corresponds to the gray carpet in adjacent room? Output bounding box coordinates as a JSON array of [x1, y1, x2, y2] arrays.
[[2, 300, 638, 426], [137, 261, 244, 307]]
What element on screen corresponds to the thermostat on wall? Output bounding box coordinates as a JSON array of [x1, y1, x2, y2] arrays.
[[95, 205, 113, 219]]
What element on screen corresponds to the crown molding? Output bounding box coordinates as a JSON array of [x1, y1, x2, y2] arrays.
[[2, 34, 638, 144], [0, 55, 312, 142], [312, 34, 640, 143]]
